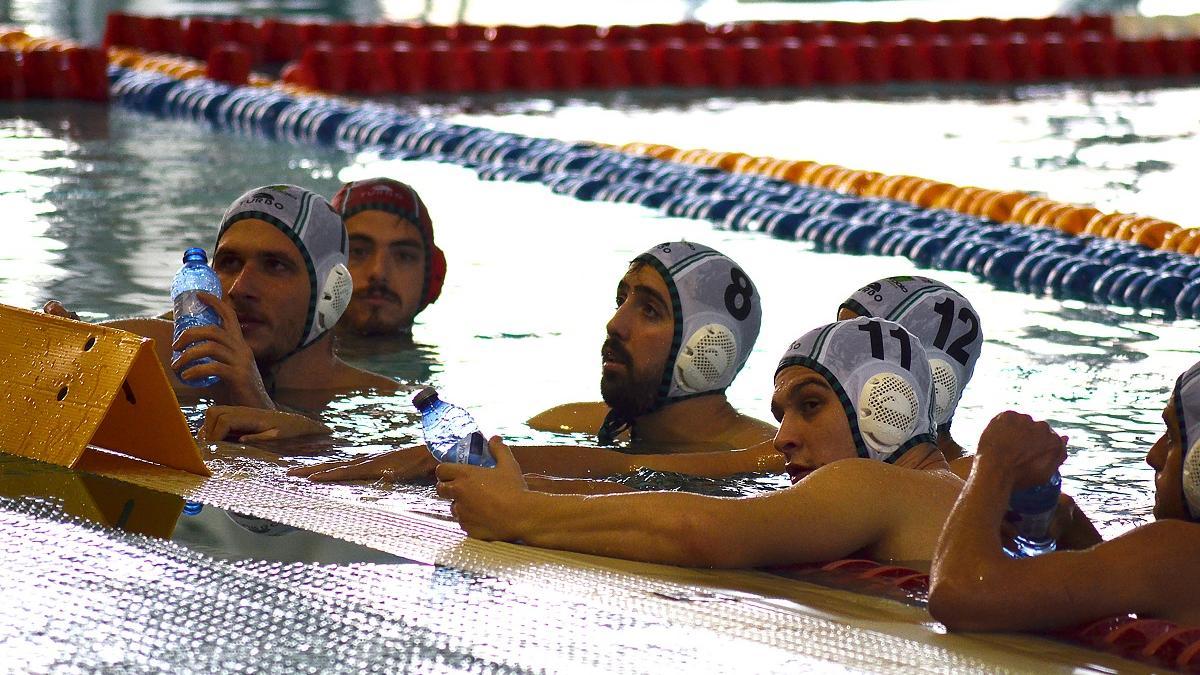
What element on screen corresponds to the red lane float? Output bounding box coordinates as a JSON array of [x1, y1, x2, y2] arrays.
[[0, 28, 108, 101], [104, 13, 1197, 97], [775, 558, 1200, 672]]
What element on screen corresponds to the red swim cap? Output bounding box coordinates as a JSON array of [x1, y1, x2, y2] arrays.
[[330, 177, 446, 310]]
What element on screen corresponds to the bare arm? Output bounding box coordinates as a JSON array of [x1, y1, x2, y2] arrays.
[[948, 455, 1102, 551], [523, 475, 636, 495], [438, 440, 894, 568], [931, 459, 1200, 630], [513, 439, 783, 479], [930, 412, 1199, 631], [290, 440, 784, 483]]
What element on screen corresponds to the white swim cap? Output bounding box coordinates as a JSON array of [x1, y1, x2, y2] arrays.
[[840, 277, 982, 430], [634, 241, 762, 404], [217, 185, 352, 351], [1171, 361, 1200, 520], [776, 317, 937, 463]]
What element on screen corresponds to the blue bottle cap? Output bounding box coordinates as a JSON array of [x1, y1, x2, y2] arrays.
[[182, 247, 208, 263]]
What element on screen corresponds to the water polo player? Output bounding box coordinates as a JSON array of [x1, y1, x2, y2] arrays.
[[437, 318, 1047, 566], [331, 177, 446, 337], [930, 361, 1200, 631]]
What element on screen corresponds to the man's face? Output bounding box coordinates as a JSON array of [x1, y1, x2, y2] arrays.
[[1147, 401, 1191, 520], [341, 210, 426, 335], [600, 263, 674, 419], [212, 219, 310, 364], [771, 365, 861, 485]]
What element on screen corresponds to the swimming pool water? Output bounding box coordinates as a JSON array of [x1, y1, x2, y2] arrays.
[[5, 77, 1200, 537], [3, 2, 1198, 672]]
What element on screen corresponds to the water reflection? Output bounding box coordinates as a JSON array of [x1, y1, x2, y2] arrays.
[[0, 23, 1195, 540], [0, 453, 413, 562]]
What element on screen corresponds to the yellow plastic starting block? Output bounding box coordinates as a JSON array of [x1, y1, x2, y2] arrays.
[[0, 303, 209, 476]]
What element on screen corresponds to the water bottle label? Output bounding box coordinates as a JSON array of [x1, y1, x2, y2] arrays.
[[1012, 508, 1055, 538], [174, 291, 208, 319], [465, 431, 496, 468], [172, 291, 222, 387]]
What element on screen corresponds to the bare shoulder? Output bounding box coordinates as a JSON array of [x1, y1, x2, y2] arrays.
[[1093, 520, 1200, 622], [718, 414, 777, 448], [527, 402, 610, 434], [1109, 519, 1200, 561], [948, 455, 974, 480], [103, 317, 173, 341], [801, 459, 962, 506], [337, 362, 399, 393], [102, 318, 175, 367]]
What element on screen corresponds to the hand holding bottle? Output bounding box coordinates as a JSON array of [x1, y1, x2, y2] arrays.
[[412, 388, 495, 467], [975, 411, 1068, 491]]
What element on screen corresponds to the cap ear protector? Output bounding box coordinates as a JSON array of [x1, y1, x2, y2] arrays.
[[424, 244, 447, 307], [858, 371, 921, 458], [1183, 437, 1200, 520], [315, 263, 352, 332], [927, 357, 961, 427], [675, 323, 738, 394]]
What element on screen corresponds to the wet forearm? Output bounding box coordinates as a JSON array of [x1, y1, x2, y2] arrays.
[[524, 476, 636, 495], [510, 446, 640, 478], [513, 491, 721, 566], [929, 459, 1023, 628]]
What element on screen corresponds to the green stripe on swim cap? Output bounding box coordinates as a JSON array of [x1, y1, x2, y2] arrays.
[[293, 188, 314, 237], [885, 284, 945, 322], [839, 298, 872, 318], [667, 249, 723, 276]]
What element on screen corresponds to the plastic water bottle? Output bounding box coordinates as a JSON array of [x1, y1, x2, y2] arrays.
[[1006, 471, 1061, 558], [171, 247, 223, 387], [412, 387, 495, 467]]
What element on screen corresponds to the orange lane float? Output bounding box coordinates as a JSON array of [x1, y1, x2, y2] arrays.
[[614, 140, 1192, 251]]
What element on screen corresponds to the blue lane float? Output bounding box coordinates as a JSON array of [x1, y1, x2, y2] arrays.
[[108, 66, 1200, 320]]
